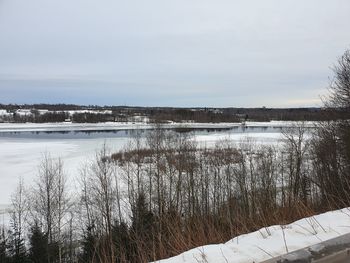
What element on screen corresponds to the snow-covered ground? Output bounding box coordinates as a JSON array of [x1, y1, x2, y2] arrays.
[[153, 208, 350, 263], [0, 110, 11, 116]]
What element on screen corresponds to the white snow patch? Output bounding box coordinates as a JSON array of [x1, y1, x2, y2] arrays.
[[0, 110, 11, 116]]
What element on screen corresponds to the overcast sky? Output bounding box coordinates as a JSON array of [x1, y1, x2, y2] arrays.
[[0, 0, 350, 107]]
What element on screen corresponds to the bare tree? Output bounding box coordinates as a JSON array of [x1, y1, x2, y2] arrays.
[[327, 49, 350, 110], [56, 158, 70, 263], [9, 178, 28, 260], [312, 48, 350, 207], [31, 153, 70, 263], [282, 123, 310, 205], [82, 144, 120, 261]]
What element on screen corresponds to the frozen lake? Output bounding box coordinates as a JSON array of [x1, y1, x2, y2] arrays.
[[0, 121, 311, 212]]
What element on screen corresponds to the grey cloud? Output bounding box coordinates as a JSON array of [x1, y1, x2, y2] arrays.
[[0, 0, 349, 106]]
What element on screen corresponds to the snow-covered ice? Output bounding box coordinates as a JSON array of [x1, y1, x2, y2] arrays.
[[0, 121, 301, 215], [0, 137, 128, 207]]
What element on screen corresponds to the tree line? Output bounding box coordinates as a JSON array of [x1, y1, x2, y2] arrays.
[[1, 105, 346, 124]]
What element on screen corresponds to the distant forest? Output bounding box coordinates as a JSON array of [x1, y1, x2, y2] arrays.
[[0, 103, 347, 123]]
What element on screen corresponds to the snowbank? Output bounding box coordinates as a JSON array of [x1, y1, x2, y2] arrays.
[[153, 208, 350, 263]]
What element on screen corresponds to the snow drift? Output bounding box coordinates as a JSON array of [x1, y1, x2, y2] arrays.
[[153, 208, 350, 263]]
